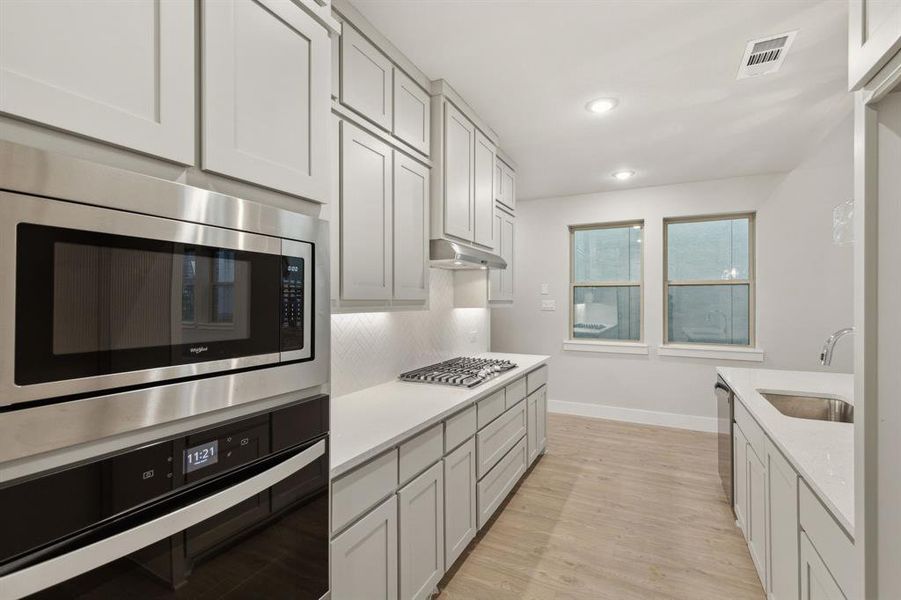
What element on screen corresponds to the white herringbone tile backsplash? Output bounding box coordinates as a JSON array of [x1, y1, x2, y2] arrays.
[[331, 270, 490, 397]]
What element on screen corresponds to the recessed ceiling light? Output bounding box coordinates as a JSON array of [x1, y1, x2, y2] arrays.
[[612, 170, 635, 181], [586, 98, 618, 114]]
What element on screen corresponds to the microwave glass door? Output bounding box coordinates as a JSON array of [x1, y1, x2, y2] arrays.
[[15, 224, 285, 386]]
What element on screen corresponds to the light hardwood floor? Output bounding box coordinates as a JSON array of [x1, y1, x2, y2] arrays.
[[437, 413, 765, 600]]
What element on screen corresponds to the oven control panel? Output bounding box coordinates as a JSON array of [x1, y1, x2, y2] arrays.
[[280, 256, 305, 352]]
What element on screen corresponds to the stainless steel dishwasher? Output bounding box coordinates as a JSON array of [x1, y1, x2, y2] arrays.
[[715, 376, 735, 512]]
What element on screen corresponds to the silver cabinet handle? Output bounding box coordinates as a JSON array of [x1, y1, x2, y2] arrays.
[[1, 439, 325, 600]]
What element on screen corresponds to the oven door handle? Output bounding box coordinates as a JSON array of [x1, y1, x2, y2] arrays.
[[0, 439, 326, 600]]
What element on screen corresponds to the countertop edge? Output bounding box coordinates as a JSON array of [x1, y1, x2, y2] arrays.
[[717, 367, 854, 538], [330, 356, 549, 478]]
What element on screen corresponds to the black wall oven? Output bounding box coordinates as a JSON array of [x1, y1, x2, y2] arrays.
[[1, 189, 319, 409], [0, 396, 330, 599]]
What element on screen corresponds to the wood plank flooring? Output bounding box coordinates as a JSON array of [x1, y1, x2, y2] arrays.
[[437, 413, 764, 600]]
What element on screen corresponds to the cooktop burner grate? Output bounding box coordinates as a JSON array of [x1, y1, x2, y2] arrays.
[[399, 357, 517, 388]]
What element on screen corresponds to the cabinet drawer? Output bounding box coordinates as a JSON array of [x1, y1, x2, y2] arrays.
[[477, 436, 527, 529], [799, 480, 854, 597], [445, 405, 476, 453], [476, 400, 527, 479], [526, 366, 547, 395], [505, 377, 527, 409], [399, 423, 443, 486], [332, 449, 398, 534], [477, 389, 506, 429], [734, 399, 766, 461]]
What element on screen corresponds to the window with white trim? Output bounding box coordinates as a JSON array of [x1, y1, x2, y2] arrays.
[[569, 221, 643, 341], [664, 214, 755, 346]]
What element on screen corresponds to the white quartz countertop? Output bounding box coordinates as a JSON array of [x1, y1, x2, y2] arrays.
[[717, 367, 854, 536], [330, 353, 549, 478]]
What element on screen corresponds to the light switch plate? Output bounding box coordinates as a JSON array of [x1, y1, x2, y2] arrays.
[[540, 283, 550, 295], [540, 299, 556, 311]]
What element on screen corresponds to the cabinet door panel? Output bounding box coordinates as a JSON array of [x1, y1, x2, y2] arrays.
[[498, 162, 516, 211], [341, 24, 392, 130], [488, 209, 504, 299], [527, 393, 539, 465], [800, 533, 846, 600], [340, 121, 393, 300], [473, 132, 496, 248], [331, 495, 398, 600], [444, 438, 476, 571], [489, 209, 515, 302], [202, 0, 329, 198], [393, 153, 429, 301], [0, 0, 194, 163], [766, 438, 800, 600], [443, 103, 475, 241], [393, 70, 430, 156], [747, 445, 768, 585], [536, 387, 547, 453], [734, 424, 748, 533], [398, 462, 445, 600]]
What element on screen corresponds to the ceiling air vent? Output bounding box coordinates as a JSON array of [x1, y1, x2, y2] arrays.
[[737, 30, 798, 79]]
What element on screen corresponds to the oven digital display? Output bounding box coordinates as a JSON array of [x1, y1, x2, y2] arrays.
[[184, 440, 219, 473]]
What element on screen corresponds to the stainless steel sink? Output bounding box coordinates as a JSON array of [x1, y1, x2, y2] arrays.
[[759, 392, 854, 423]]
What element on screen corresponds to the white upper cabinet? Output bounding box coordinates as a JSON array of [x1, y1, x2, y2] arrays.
[[496, 159, 516, 212], [489, 207, 515, 302], [339, 120, 393, 300], [0, 0, 194, 164], [442, 102, 476, 242], [393, 69, 431, 157], [394, 153, 430, 301], [202, 0, 330, 200], [341, 24, 393, 130], [473, 132, 497, 249], [849, 0, 901, 89]]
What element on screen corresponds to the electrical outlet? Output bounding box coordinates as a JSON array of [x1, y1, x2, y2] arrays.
[[540, 299, 556, 311], [540, 283, 550, 295]]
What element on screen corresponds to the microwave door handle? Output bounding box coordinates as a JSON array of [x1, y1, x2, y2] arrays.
[[0, 439, 326, 600]]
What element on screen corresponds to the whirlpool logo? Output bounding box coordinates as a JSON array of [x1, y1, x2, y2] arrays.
[[189, 346, 209, 355]]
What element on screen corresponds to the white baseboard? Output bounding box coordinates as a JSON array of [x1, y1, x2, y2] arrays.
[[548, 399, 717, 433]]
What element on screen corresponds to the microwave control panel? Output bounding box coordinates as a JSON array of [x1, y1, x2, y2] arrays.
[[280, 256, 305, 352]]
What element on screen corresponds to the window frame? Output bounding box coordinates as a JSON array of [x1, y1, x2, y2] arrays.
[[662, 212, 756, 347], [568, 219, 645, 343]]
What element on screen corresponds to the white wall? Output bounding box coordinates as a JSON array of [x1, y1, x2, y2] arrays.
[[491, 116, 854, 430], [331, 269, 490, 396]]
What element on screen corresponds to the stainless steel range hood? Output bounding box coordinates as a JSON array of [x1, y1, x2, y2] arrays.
[[430, 239, 506, 270]]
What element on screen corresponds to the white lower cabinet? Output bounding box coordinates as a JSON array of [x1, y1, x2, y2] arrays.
[[800, 532, 846, 600], [526, 386, 547, 465], [398, 461, 445, 600], [766, 437, 800, 600], [331, 495, 398, 600], [732, 396, 853, 600], [746, 444, 768, 584], [443, 437, 477, 571]]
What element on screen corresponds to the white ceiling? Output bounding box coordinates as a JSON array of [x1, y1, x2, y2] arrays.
[[349, 0, 852, 200]]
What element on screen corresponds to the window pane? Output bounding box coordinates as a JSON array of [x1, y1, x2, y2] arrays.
[[667, 284, 749, 345], [667, 218, 749, 281], [573, 225, 641, 283], [573, 286, 640, 341]]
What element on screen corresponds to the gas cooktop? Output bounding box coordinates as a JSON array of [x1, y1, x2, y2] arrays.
[[399, 357, 517, 388]]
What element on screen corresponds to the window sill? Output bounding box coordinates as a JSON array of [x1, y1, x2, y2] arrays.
[[657, 344, 764, 362], [562, 340, 649, 355]]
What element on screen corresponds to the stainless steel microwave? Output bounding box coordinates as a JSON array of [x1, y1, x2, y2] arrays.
[[0, 141, 329, 410]]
